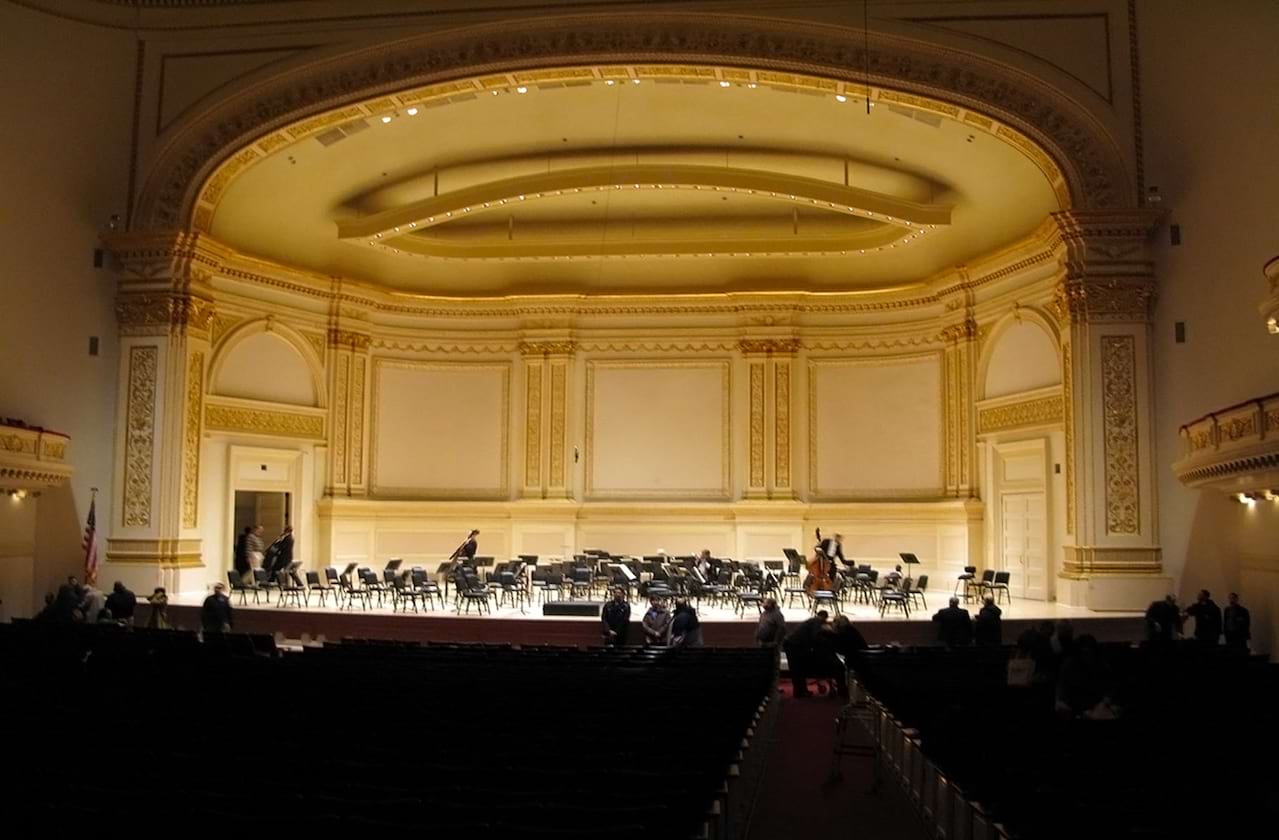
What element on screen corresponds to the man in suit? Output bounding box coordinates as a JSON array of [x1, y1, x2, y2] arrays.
[[783, 610, 831, 698], [601, 588, 631, 646], [1183, 589, 1222, 646], [933, 597, 973, 648], [1223, 592, 1251, 650], [975, 596, 1002, 646], [817, 530, 848, 568]]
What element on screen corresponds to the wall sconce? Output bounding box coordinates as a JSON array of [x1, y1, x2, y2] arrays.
[[1235, 490, 1278, 505]]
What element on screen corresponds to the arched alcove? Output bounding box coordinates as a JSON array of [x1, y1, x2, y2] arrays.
[[210, 325, 323, 407], [982, 317, 1061, 400]]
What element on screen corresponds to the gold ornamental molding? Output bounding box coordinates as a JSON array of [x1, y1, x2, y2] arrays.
[[134, 13, 1136, 232], [748, 362, 766, 489], [1101, 336, 1140, 535], [525, 363, 543, 488], [116, 291, 215, 337], [122, 346, 158, 528], [519, 340, 577, 357], [1060, 546, 1162, 579], [739, 338, 802, 356], [1262, 256, 1279, 335], [548, 361, 568, 489], [329, 328, 372, 351], [0, 422, 73, 490], [350, 356, 367, 485], [774, 360, 792, 490], [105, 538, 203, 568], [1173, 392, 1279, 493], [1052, 210, 1163, 325], [204, 400, 326, 441], [976, 389, 1065, 436]]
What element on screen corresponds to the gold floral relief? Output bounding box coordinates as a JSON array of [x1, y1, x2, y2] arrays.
[[774, 361, 791, 488], [181, 352, 204, 529], [525, 363, 543, 487], [350, 356, 366, 484], [549, 363, 567, 487], [1063, 341, 1075, 535], [977, 395, 1065, 434], [332, 356, 349, 485], [123, 346, 158, 528], [204, 405, 324, 439], [749, 362, 765, 487], [1101, 336, 1139, 535]]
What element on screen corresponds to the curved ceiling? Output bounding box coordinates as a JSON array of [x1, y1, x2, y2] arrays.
[[209, 64, 1062, 296]]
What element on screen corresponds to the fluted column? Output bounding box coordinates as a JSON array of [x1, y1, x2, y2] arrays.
[[740, 338, 799, 500], [940, 288, 978, 499], [1051, 210, 1164, 593], [519, 339, 575, 499], [326, 322, 371, 497]]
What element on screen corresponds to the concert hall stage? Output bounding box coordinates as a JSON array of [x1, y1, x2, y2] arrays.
[[165, 594, 1145, 648]]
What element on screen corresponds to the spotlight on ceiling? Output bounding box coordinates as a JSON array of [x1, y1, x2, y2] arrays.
[[516, 86, 528, 94], [406, 108, 418, 116], [719, 81, 731, 88], [380, 115, 392, 124], [835, 94, 847, 103]]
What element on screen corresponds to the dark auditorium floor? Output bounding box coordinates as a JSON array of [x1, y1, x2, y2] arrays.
[[747, 681, 928, 840]]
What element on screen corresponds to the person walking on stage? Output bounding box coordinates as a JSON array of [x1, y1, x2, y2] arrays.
[[641, 595, 671, 646], [201, 583, 234, 635], [601, 587, 631, 646]]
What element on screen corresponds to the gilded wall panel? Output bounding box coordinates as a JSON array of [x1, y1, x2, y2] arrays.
[[525, 363, 543, 487], [1101, 335, 1139, 534], [774, 362, 791, 489], [1063, 340, 1076, 535], [181, 352, 204, 529], [977, 394, 1065, 434], [350, 356, 366, 484], [332, 355, 349, 485], [123, 346, 158, 528], [749, 362, 765, 488], [549, 363, 567, 488], [204, 404, 325, 439]]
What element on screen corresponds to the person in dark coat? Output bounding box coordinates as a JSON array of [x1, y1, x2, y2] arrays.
[[974, 596, 1002, 646], [233, 525, 252, 581], [1223, 592, 1251, 650], [601, 588, 631, 646], [267, 526, 295, 577], [1183, 589, 1222, 646], [670, 599, 703, 647], [932, 597, 973, 648], [755, 597, 787, 649], [783, 611, 830, 698], [201, 583, 233, 634], [1145, 595, 1181, 642], [104, 582, 137, 625]]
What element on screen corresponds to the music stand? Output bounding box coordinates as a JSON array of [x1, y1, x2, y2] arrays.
[[899, 553, 921, 582], [385, 558, 403, 573]]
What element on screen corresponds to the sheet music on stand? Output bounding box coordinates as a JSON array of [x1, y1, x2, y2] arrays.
[[612, 563, 638, 582]]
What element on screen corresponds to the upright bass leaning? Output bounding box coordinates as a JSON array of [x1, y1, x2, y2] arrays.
[[804, 527, 835, 595]]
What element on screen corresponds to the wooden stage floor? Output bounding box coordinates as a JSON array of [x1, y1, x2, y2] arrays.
[[166, 592, 1145, 648]]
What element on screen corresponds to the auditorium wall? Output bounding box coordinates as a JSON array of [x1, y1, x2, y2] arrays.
[[0, 3, 134, 611]]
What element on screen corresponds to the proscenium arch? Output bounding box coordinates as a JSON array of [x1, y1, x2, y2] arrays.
[[133, 13, 1134, 231], [208, 318, 328, 409], [976, 306, 1063, 402]]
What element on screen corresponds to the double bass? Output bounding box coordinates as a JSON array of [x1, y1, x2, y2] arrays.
[[804, 528, 835, 595]]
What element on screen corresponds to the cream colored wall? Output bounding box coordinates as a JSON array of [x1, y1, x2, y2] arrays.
[[0, 4, 134, 606], [1141, 0, 1279, 652], [983, 321, 1061, 399], [212, 332, 318, 406]]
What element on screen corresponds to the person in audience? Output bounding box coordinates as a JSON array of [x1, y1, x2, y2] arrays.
[[1183, 589, 1222, 646], [975, 596, 1002, 646], [601, 587, 631, 646], [104, 581, 137, 625], [782, 610, 830, 698], [201, 583, 233, 635], [670, 599, 703, 647], [641, 595, 671, 646], [830, 614, 867, 660], [1145, 594, 1182, 642], [33, 592, 56, 622], [932, 597, 973, 648], [755, 597, 787, 649], [1223, 592, 1251, 650], [51, 581, 81, 623], [1055, 634, 1113, 718], [146, 587, 170, 629], [79, 583, 107, 624]]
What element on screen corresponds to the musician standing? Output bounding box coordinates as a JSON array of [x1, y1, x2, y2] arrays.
[[454, 529, 480, 563], [817, 529, 848, 568]]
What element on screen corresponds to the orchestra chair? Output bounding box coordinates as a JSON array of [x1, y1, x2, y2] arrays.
[[410, 567, 444, 610], [339, 574, 370, 611], [304, 570, 335, 608], [879, 586, 909, 618], [907, 575, 929, 610], [252, 568, 278, 603], [974, 569, 995, 602], [955, 566, 977, 601], [359, 568, 389, 608], [390, 575, 424, 613], [458, 574, 493, 615], [275, 569, 305, 608], [323, 566, 344, 607], [988, 571, 1012, 604], [227, 570, 260, 606]]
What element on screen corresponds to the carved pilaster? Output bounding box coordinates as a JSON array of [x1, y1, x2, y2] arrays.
[[327, 325, 371, 497], [774, 359, 792, 493], [521, 339, 574, 498], [1052, 210, 1163, 592], [740, 337, 798, 499], [940, 313, 978, 498]]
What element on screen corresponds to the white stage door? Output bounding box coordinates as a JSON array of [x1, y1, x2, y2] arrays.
[[1001, 491, 1047, 601]]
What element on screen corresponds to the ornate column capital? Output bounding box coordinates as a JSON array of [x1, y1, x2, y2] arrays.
[[1051, 209, 1163, 325]]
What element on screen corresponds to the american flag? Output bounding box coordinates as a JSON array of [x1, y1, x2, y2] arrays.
[[83, 496, 100, 585]]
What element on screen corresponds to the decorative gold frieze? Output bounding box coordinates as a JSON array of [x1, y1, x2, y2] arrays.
[[977, 394, 1065, 435], [525, 363, 543, 487], [1173, 393, 1279, 493], [181, 352, 203, 529], [329, 329, 372, 351], [1063, 341, 1076, 535], [123, 346, 158, 528], [1101, 336, 1139, 534], [549, 363, 567, 487], [520, 340, 577, 357], [774, 361, 791, 489], [204, 404, 325, 440], [749, 362, 765, 487], [0, 433, 36, 455], [0, 423, 73, 490], [739, 338, 801, 355], [105, 538, 203, 568], [117, 292, 214, 336]]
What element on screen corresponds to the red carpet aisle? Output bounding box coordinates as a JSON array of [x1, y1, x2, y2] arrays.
[[747, 681, 929, 840]]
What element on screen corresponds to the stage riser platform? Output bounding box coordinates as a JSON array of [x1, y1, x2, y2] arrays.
[[167, 604, 1145, 648]]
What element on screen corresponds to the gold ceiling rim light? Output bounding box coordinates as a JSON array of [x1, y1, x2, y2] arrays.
[[336, 163, 951, 242], [190, 62, 1070, 235]]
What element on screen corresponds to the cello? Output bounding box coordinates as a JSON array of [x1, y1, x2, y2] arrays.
[[804, 528, 835, 596]]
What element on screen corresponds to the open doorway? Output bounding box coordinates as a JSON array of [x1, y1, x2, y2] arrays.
[[233, 490, 291, 548]]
